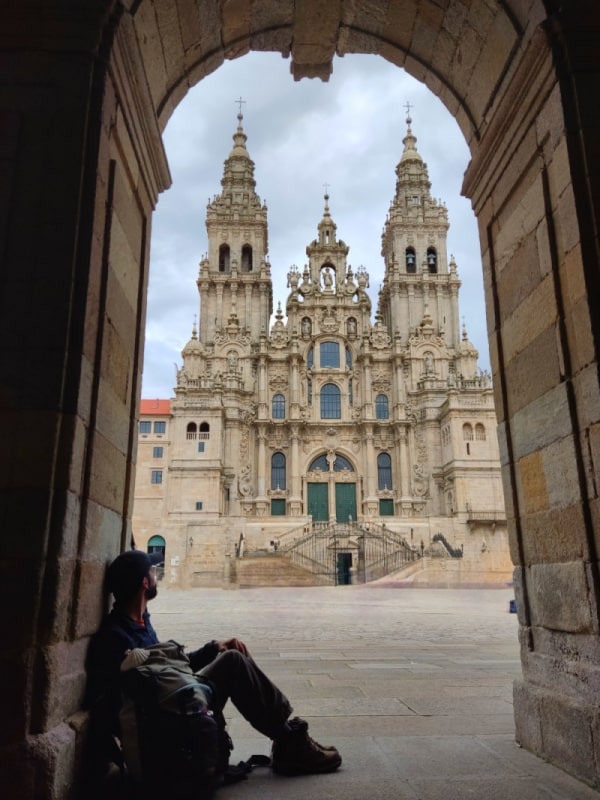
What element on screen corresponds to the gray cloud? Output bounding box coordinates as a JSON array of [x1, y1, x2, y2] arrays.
[[143, 53, 489, 399]]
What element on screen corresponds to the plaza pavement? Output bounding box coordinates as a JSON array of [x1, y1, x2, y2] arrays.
[[150, 584, 599, 800]]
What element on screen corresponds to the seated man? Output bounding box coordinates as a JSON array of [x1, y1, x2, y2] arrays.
[[87, 549, 341, 780]]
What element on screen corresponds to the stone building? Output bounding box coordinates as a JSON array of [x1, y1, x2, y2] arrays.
[[132, 113, 509, 587], [4, 3, 600, 796]]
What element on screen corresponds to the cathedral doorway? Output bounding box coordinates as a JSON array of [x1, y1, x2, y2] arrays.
[[335, 483, 357, 523], [307, 483, 328, 521]]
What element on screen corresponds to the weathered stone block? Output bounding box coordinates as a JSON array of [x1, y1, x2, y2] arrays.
[[511, 382, 571, 461], [529, 561, 592, 632], [513, 679, 543, 752]]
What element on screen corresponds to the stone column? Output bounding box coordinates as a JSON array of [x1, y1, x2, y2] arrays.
[[0, 6, 170, 797], [463, 24, 600, 787]]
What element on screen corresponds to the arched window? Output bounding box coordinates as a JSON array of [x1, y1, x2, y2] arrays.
[[186, 422, 197, 440], [219, 244, 230, 272], [320, 341, 340, 368], [199, 422, 210, 440], [406, 247, 416, 273], [271, 452, 286, 490], [309, 454, 329, 472], [427, 247, 438, 273], [320, 383, 341, 419], [475, 423, 486, 440], [375, 394, 389, 419], [377, 453, 393, 490], [333, 454, 354, 471], [272, 394, 285, 419], [241, 244, 253, 272], [147, 535, 165, 570], [463, 423, 473, 441]]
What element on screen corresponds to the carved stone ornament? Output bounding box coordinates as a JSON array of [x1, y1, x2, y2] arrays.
[[318, 307, 340, 334], [238, 464, 254, 498], [370, 325, 391, 350], [269, 370, 288, 391], [371, 373, 391, 392]]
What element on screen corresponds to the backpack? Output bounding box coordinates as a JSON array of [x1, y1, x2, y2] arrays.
[[118, 640, 231, 800]]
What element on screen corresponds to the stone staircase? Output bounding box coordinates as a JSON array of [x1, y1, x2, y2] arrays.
[[233, 554, 329, 588]]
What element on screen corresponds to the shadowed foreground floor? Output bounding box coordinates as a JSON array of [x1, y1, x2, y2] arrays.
[[150, 585, 598, 800]]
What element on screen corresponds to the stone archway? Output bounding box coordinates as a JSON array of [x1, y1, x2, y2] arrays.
[[2, 2, 600, 796]]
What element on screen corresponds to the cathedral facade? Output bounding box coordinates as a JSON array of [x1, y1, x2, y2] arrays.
[[133, 113, 509, 587]]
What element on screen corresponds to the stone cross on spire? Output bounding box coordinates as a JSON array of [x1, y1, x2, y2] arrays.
[[404, 101, 413, 124], [235, 96, 246, 118]]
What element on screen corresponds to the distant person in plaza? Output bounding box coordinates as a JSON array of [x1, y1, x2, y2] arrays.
[[87, 549, 341, 779]]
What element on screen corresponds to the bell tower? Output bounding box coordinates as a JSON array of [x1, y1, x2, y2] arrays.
[[197, 110, 273, 344], [379, 111, 461, 348]]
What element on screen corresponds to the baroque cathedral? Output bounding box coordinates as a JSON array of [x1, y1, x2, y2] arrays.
[[133, 112, 509, 587]]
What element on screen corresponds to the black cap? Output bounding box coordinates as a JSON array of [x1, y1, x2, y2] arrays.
[[106, 550, 164, 602]]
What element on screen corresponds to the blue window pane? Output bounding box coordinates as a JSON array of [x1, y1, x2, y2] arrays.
[[139, 421, 151, 433], [271, 452, 286, 489], [333, 455, 354, 472], [151, 470, 163, 485], [377, 453, 392, 490], [154, 421, 166, 433], [320, 341, 340, 368], [320, 383, 341, 419], [309, 454, 329, 471], [272, 394, 286, 419], [307, 348, 314, 369], [153, 447, 163, 458], [376, 394, 389, 419]]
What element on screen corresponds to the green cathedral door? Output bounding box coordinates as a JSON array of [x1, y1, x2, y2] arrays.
[[308, 483, 328, 521], [335, 483, 356, 523]]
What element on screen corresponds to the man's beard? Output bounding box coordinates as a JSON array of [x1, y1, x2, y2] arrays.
[[145, 584, 158, 600]]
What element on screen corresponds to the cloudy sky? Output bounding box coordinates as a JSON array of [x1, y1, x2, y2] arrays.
[[142, 52, 489, 399]]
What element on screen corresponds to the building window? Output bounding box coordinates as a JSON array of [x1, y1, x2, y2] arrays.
[[151, 470, 163, 484], [153, 447, 163, 458], [309, 454, 329, 472], [320, 341, 340, 368], [219, 243, 230, 272], [348, 379, 353, 407], [199, 422, 210, 440], [463, 423, 474, 441], [375, 394, 389, 419], [271, 499, 286, 516], [333, 454, 354, 472], [272, 394, 285, 419], [271, 452, 286, 490], [307, 378, 312, 406], [475, 423, 486, 440], [406, 247, 416, 273], [195, 501, 203, 511], [139, 420, 151, 434], [241, 244, 253, 272], [307, 347, 314, 369], [320, 383, 341, 419], [379, 499, 394, 516], [186, 422, 197, 440], [198, 442, 205, 453], [154, 421, 166, 434], [377, 453, 392, 490], [345, 346, 352, 368]]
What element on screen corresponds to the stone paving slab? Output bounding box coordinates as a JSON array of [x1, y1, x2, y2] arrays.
[[150, 585, 599, 799]]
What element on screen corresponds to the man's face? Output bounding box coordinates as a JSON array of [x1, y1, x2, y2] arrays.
[[145, 564, 158, 600]]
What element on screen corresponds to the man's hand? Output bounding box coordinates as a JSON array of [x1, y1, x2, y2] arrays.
[[214, 638, 249, 656]]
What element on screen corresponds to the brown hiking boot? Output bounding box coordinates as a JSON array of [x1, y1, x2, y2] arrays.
[[272, 718, 342, 776]]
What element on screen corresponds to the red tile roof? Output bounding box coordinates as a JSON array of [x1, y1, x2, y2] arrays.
[[140, 399, 171, 416]]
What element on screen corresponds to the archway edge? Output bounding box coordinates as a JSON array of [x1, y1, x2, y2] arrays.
[[128, 0, 541, 150]]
